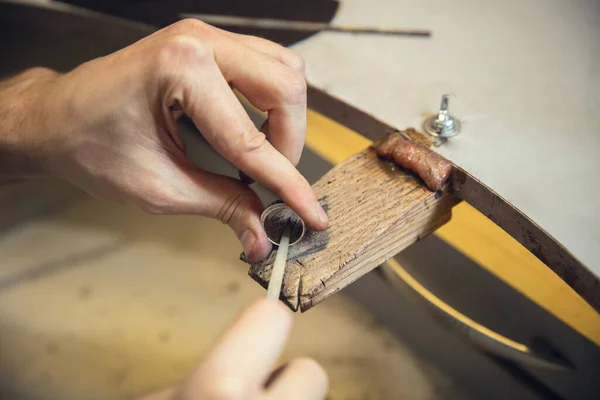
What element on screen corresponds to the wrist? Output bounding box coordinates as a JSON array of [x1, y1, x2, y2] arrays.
[[0, 67, 62, 177]]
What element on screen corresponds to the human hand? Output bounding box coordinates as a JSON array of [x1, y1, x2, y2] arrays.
[[0, 19, 328, 261], [139, 299, 328, 400]]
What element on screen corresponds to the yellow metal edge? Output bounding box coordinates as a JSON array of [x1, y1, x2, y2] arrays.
[[385, 259, 529, 352]]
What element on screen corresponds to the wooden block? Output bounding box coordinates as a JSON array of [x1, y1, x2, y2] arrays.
[[248, 148, 457, 312]]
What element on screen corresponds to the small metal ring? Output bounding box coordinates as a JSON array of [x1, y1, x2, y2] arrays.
[[260, 203, 305, 246]]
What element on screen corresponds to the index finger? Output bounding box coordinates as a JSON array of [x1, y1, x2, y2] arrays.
[[167, 20, 307, 166], [173, 46, 327, 230], [215, 29, 308, 166], [211, 34, 307, 166]]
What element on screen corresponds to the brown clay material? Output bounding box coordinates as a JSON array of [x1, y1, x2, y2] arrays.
[[372, 130, 452, 191]]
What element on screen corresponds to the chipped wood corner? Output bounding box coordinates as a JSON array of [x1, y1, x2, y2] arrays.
[[247, 142, 458, 312]]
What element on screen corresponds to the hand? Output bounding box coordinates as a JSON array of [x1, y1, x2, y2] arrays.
[[139, 299, 328, 400], [0, 19, 328, 261]]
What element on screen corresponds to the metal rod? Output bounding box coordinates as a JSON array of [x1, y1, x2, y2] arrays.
[[266, 223, 291, 300], [180, 14, 431, 37]]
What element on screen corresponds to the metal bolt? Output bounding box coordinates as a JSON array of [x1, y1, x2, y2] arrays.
[[423, 95, 461, 138]]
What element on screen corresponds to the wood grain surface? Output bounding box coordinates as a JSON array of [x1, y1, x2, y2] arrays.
[[249, 148, 457, 311]]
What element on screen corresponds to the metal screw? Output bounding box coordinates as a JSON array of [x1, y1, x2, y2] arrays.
[[423, 95, 461, 138]]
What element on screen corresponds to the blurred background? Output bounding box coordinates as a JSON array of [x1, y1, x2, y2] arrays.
[[1, 1, 599, 399]]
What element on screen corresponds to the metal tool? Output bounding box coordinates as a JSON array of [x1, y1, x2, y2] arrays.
[[266, 223, 291, 300], [423, 95, 461, 138], [180, 14, 431, 37]]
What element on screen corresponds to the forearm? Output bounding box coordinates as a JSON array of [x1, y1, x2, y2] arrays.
[[0, 67, 61, 177]]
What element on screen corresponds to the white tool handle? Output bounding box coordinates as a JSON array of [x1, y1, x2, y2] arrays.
[[266, 224, 291, 300]]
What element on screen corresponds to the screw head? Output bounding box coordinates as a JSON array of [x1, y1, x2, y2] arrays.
[[423, 95, 461, 138]]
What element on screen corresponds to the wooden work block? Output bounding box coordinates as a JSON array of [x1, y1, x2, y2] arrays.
[[248, 147, 457, 312]]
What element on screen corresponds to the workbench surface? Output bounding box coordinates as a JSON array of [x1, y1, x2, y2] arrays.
[[293, 0, 600, 276], [0, 180, 468, 400]]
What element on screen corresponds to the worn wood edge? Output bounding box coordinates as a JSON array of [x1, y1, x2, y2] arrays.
[[248, 261, 299, 310]]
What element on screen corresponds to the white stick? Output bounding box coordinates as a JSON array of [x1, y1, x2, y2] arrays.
[[266, 224, 291, 300]]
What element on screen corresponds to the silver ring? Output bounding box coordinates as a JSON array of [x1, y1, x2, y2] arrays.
[[260, 203, 305, 246]]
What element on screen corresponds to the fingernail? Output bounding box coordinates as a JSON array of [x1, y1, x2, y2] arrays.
[[316, 202, 329, 226], [241, 229, 256, 259]]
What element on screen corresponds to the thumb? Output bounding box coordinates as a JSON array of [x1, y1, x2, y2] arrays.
[[177, 163, 272, 262]]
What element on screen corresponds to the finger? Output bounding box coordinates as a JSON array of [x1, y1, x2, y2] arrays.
[[175, 162, 272, 262], [167, 21, 306, 164], [213, 37, 307, 165], [135, 149, 271, 261], [238, 120, 268, 184], [205, 27, 309, 166], [209, 299, 292, 376], [266, 103, 306, 167], [264, 364, 286, 389], [171, 45, 327, 230], [215, 29, 306, 75], [265, 358, 328, 400], [166, 20, 305, 74], [183, 299, 293, 398], [214, 27, 306, 76], [171, 22, 306, 165]]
